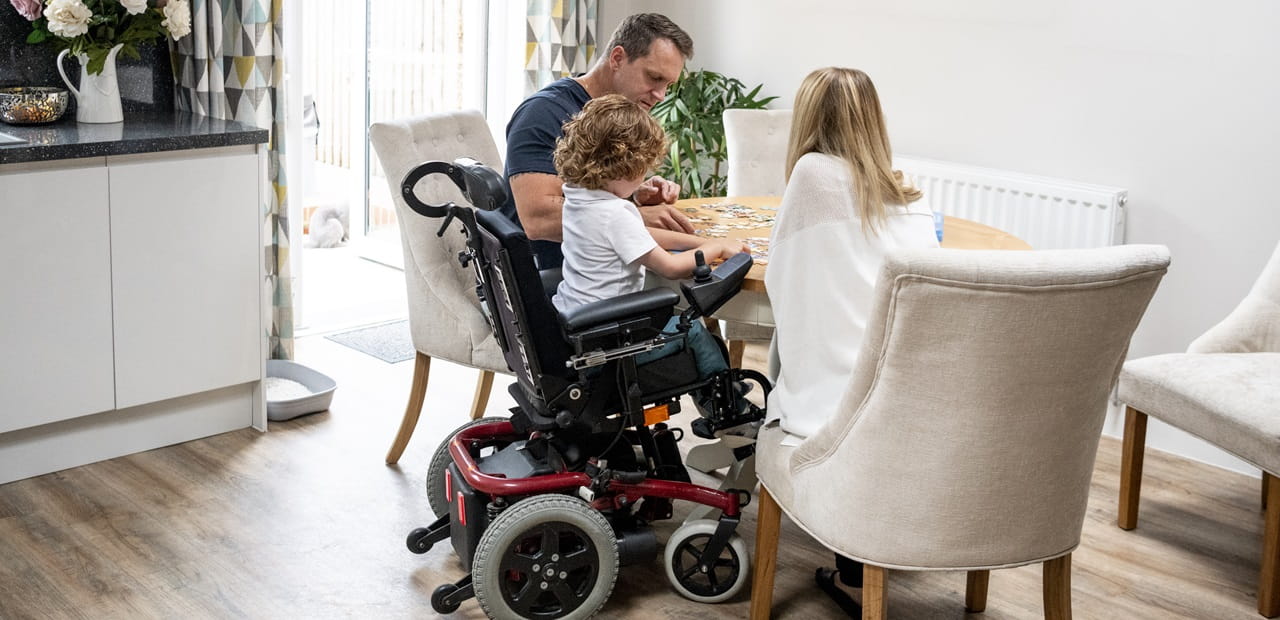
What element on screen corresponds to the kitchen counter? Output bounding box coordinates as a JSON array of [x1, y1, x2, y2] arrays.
[[0, 109, 268, 165]]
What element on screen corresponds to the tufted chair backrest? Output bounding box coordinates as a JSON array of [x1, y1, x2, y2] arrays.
[[369, 110, 507, 372], [724, 108, 793, 197]]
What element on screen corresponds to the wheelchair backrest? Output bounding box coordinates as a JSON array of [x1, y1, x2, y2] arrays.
[[473, 210, 574, 398]]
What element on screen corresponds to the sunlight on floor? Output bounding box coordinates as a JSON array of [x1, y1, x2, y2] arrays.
[[296, 243, 408, 336]]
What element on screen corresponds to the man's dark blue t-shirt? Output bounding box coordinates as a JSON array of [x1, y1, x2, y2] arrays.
[[501, 77, 592, 270]]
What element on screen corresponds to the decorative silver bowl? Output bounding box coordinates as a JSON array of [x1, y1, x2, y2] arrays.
[[0, 87, 70, 125]]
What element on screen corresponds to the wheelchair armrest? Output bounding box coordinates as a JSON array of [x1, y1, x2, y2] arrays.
[[560, 288, 679, 334]]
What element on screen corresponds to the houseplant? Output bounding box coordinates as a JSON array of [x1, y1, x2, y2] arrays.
[[10, 0, 192, 122], [650, 69, 777, 199]]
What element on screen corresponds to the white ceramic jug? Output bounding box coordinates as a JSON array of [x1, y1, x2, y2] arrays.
[[57, 44, 124, 124]]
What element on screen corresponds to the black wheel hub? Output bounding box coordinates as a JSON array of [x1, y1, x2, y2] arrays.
[[498, 522, 599, 618], [671, 533, 740, 598]]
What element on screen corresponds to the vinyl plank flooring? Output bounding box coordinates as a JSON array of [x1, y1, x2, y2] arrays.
[[0, 336, 1266, 619]]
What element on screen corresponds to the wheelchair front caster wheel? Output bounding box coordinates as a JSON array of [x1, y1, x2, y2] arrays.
[[431, 584, 461, 614], [664, 519, 750, 603], [406, 527, 434, 554]]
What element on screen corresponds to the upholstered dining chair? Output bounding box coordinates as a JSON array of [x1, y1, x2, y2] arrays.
[[1117, 239, 1280, 617], [719, 108, 793, 368], [369, 110, 510, 464], [749, 245, 1170, 619]]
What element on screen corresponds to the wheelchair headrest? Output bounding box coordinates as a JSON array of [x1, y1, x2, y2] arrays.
[[400, 157, 508, 218]]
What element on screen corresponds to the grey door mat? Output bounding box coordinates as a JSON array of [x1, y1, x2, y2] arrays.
[[324, 320, 415, 363]]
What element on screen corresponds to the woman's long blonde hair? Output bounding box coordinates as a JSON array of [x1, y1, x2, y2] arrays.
[[785, 67, 921, 232]]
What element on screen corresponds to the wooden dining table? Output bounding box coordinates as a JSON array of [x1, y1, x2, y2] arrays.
[[650, 196, 1032, 327]]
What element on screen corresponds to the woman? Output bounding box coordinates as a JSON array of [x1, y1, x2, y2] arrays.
[[767, 67, 940, 440]]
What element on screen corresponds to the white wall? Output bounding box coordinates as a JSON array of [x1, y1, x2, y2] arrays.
[[602, 0, 1279, 476]]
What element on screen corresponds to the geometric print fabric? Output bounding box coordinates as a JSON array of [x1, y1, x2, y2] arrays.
[[525, 0, 597, 95], [172, 0, 294, 359]]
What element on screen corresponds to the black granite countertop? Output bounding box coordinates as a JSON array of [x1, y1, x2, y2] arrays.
[[0, 109, 269, 165]]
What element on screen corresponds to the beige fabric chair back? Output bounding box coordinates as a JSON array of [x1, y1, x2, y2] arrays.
[[723, 108, 792, 196], [1188, 239, 1280, 353], [368, 110, 506, 371], [775, 245, 1169, 569]]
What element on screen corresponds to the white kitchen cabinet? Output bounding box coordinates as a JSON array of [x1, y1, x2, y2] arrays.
[[0, 161, 116, 433], [109, 148, 262, 409], [0, 144, 265, 484]]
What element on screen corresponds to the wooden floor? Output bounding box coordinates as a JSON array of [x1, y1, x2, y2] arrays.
[[0, 335, 1267, 619]]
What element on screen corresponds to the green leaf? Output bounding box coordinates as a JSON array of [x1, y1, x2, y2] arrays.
[[27, 30, 47, 44], [86, 48, 109, 75], [651, 68, 776, 199]]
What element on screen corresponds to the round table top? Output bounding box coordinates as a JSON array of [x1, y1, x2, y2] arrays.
[[674, 196, 1031, 293]]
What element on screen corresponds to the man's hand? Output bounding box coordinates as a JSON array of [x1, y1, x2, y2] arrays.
[[635, 176, 691, 232], [639, 203, 695, 234], [633, 175, 681, 205]]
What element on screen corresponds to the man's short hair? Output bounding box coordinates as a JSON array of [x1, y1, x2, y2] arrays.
[[604, 13, 694, 61], [553, 95, 667, 191]]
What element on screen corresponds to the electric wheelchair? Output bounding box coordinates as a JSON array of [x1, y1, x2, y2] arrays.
[[400, 158, 768, 619]]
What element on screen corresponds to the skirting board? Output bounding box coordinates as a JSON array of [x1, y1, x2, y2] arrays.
[[0, 382, 257, 485]]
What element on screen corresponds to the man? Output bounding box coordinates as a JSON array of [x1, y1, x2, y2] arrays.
[[501, 13, 696, 269]]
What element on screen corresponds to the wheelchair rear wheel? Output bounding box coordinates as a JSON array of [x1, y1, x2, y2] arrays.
[[426, 416, 510, 518], [664, 519, 750, 603], [473, 495, 618, 619]]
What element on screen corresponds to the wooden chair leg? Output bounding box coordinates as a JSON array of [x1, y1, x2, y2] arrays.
[[1261, 472, 1280, 617], [469, 370, 495, 420], [385, 352, 430, 464], [729, 339, 747, 368], [1118, 406, 1148, 530], [702, 317, 722, 338], [1043, 553, 1072, 620], [863, 564, 887, 620], [965, 570, 990, 613], [750, 485, 782, 620], [1265, 472, 1272, 512]]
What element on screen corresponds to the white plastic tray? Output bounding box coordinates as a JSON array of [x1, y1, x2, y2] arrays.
[[265, 359, 337, 421]]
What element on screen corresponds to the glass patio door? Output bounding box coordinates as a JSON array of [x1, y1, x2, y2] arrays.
[[364, 0, 489, 266]]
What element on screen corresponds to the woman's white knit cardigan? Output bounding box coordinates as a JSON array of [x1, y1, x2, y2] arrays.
[[765, 152, 940, 440]]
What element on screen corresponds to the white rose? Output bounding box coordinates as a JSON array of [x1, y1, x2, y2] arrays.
[[162, 0, 192, 40], [43, 0, 93, 38], [120, 0, 148, 16]]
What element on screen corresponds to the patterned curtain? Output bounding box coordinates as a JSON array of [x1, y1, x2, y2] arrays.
[[171, 0, 293, 360], [524, 0, 598, 95]]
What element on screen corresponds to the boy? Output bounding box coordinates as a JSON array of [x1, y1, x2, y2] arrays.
[[550, 94, 747, 382]]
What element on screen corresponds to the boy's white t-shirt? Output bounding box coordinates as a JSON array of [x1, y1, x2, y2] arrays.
[[552, 184, 658, 314]]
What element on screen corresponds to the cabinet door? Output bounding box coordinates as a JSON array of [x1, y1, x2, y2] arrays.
[[0, 163, 116, 432], [109, 148, 262, 409]]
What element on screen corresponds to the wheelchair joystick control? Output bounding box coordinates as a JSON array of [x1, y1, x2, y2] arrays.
[[692, 250, 712, 283]]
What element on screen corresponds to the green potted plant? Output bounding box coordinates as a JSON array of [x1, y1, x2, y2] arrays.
[[650, 69, 777, 199]]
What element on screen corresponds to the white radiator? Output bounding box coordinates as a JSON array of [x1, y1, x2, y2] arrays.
[[894, 155, 1127, 249]]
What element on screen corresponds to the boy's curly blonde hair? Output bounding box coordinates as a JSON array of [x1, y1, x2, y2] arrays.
[[554, 94, 667, 191]]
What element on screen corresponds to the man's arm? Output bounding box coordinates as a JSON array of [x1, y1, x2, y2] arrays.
[[509, 172, 566, 242]]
